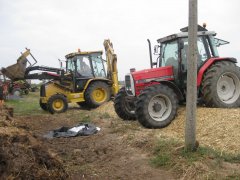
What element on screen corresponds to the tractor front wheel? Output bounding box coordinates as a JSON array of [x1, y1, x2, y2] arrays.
[[84, 81, 110, 108], [136, 85, 178, 128], [202, 61, 240, 107], [114, 87, 136, 120], [47, 94, 68, 114]]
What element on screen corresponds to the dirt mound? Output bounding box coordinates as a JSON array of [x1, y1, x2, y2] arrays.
[[0, 107, 68, 179]]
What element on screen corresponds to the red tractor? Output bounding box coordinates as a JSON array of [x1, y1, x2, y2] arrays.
[[0, 71, 31, 97], [114, 25, 240, 128]]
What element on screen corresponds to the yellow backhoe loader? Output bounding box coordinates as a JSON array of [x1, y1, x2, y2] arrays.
[[1, 39, 119, 113]]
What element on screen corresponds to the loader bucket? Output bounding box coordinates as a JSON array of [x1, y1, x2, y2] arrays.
[[1, 49, 30, 80]]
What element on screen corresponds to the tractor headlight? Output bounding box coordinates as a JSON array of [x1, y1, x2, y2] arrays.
[[125, 74, 135, 96]]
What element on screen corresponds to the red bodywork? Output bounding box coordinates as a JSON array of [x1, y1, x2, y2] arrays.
[[197, 57, 236, 87], [131, 66, 174, 96], [130, 57, 235, 97]]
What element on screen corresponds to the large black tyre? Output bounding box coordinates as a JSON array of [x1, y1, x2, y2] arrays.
[[77, 101, 89, 109], [84, 81, 111, 108], [114, 87, 136, 120], [136, 85, 178, 128], [39, 99, 48, 111], [202, 61, 240, 107], [47, 94, 68, 114]]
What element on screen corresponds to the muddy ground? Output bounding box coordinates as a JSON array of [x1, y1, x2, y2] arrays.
[[2, 99, 240, 179], [14, 107, 175, 179]]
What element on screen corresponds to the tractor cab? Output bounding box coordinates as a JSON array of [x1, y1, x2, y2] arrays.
[[151, 25, 229, 87], [65, 51, 107, 78], [154, 25, 227, 68]]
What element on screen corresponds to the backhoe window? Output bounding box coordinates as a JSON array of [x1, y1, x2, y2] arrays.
[[91, 56, 106, 78], [66, 59, 75, 72], [76, 56, 93, 77]]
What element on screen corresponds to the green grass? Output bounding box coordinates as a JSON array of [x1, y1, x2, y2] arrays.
[[150, 138, 179, 168], [151, 138, 240, 167], [6, 92, 47, 116], [5, 92, 99, 122], [151, 138, 240, 178]]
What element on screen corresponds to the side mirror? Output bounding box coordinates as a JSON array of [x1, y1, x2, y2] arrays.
[[58, 59, 63, 69], [179, 40, 184, 50], [154, 45, 160, 54], [152, 62, 157, 66]]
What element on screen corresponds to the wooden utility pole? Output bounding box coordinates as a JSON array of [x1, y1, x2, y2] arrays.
[[185, 0, 198, 151]]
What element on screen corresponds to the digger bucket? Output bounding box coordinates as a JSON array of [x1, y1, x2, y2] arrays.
[[1, 49, 32, 80]]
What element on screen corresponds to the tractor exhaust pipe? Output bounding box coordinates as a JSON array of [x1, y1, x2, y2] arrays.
[[147, 39, 153, 68]]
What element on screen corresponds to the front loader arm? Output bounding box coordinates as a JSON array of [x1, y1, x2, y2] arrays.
[[1, 48, 65, 81]]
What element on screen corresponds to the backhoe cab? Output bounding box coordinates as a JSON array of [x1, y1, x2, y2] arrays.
[[114, 25, 240, 129], [65, 50, 106, 78]]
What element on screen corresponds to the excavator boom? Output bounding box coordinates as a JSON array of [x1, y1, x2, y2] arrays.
[[104, 39, 119, 95]]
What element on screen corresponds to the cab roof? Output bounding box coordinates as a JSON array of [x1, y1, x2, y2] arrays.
[[65, 50, 103, 59], [157, 25, 216, 43]]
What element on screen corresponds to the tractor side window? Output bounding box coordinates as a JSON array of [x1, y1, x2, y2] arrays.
[[180, 38, 188, 71], [91, 56, 106, 78], [181, 37, 208, 69], [161, 40, 178, 76], [209, 36, 219, 57], [197, 37, 208, 66]]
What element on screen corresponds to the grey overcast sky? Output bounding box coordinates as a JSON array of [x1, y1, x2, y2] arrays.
[[0, 0, 240, 80]]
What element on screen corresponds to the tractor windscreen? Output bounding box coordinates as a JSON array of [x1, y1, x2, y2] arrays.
[[160, 40, 178, 68]]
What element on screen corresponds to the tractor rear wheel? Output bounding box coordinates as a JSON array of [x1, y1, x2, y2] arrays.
[[202, 61, 240, 107], [47, 94, 68, 114], [136, 85, 178, 128], [39, 99, 48, 111], [84, 81, 110, 108], [114, 87, 136, 120]]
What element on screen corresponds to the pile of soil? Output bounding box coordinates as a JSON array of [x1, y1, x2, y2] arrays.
[[0, 106, 68, 179]]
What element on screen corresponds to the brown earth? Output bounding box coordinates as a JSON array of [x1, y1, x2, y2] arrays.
[[0, 106, 68, 179], [1, 101, 240, 179], [14, 108, 176, 179]]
